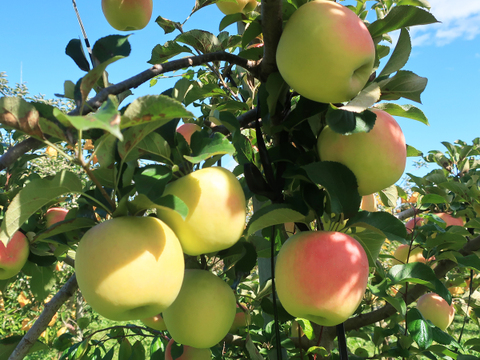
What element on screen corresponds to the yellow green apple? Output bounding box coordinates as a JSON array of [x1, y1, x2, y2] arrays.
[[74, 216, 184, 321], [45, 207, 69, 227], [317, 108, 407, 196], [141, 313, 166, 331], [0, 231, 29, 280], [156, 167, 246, 256], [360, 194, 377, 212], [229, 303, 251, 333], [101, 0, 153, 31], [275, 231, 369, 326], [276, 0, 375, 104], [162, 269, 236, 348], [177, 123, 201, 145], [165, 338, 212, 360], [416, 293, 455, 331], [392, 244, 426, 265], [216, 0, 257, 15]]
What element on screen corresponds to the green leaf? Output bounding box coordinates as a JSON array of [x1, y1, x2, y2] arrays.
[[397, 0, 431, 10], [407, 308, 433, 349], [34, 217, 97, 243], [148, 41, 193, 64], [246, 203, 307, 236], [380, 184, 398, 208], [456, 254, 480, 272], [379, 28, 412, 77], [302, 161, 361, 219], [121, 95, 194, 129], [130, 340, 146, 360], [175, 30, 221, 54], [54, 95, 122, 140], [118, 338, 132, 360], [0, 97, 44, 139], [420, 194, 448, 205], [341, 82, 382, 113], [378, 70, 428, 103], [184, 83, 227, 106], [74, 340, 89, 360], [219, 13, 243, 31], [374, 103, 429, 125], [128, 193, 188, 220], [184, 132, 235, 163], [265, 72, 289, 116], [155, 16, 182, 34], [22, 262, 56, 302], [350, 230, 387, 266], [242, 21, 262, 49], [325, 106, 376, 135], [0, 336, 48, 360], [368, 5, 439, 39], [92, 34, 131, 64], [65, 39, 90, 72], [0, 170, 83, 246], [407, 145, 423, 157], [133, 165, 172, 203], [296, 318, 315, 340]]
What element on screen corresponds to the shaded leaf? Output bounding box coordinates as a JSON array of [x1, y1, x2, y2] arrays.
[[0, 97, 44, 139], [184, 132, 235, 163], [175, 30, 221, 54], [246, 203, 307, 236], [374, 102, 429, 125], [379, 28, 412, 77], [155, 16, 182, 34], [148, 41, 193, 64], [379, 70, 428, 103], [65, 38, 90, 72]]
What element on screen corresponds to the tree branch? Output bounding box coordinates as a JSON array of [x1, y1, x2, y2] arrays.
[[259, 0, 283, 81], [8, 274, 78, 360]]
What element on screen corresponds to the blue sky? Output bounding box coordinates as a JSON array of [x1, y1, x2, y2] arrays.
[[3, 0, 480, 178]]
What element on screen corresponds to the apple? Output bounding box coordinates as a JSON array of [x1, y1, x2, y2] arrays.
[[162, 269, 236, 348], [101, 0, 153, 31], [141, 313, 166, 331], [45, 207, 69, 227], [317, 108, 407, 196], [75, 216, 185, 321], [165, 338, 212, 360], [177, 123, 201, 145], [416, 293, 455, 331], [435, 212, 464, 227], [276, 0, 375, 104], [156, 167, 246, 256], [0, 231, 29, 280], [405, 217, 424, 234], [360, 194, 377, 212], [229, 303, 251, 333], [392, 244, 426, 265], [216, 0, 257, 15], [275, 231, 369, 326]]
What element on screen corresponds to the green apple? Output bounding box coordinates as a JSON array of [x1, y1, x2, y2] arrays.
[[162, 269, 236, 348], [416, 293, 455, 330], [177, 123, 201, 145], [216, 0, 257, 15], [317, 108, 407, 196], [165, 338, 212, 360], [392, 244, 426, 265], [141, 313, 166, 331], [0, 231, 29, 280], [156, 167, 246, 256], [101, 0, 153, 31], [45, 207, 69, 227], [275, 231, 369, 326], [75, 216, 184, 321], [276, 0, 375, 104]]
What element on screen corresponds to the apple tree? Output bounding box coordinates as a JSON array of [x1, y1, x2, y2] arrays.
[[1, 0, 480, 359]]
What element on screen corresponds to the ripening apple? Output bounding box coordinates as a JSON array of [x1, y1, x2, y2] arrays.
[[75, 216, 185, 321], [229, 303, 251, 333], [275, 231, 369, 326], [216, 0, 257, 15], [165, 338, 212, 360], [317, 108, 407, 196], [45, 207, 69, 228], [177, 123, 201, 145], [276, 0, 375, 104], [405, 217, 424, 234], [435, 212, 464, 227], [102, 0, 153, 31], [141, 313, 166, 331], [392, 244, 426, 265], [156, 167, 246, 256], [416, 293, 455, 331], [162, 269, 237, 348], [0, 231, 29, 280], [360, 194, 377, 212]]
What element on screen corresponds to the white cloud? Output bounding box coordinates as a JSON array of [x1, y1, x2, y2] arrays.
[[411, 0, 480, 46]]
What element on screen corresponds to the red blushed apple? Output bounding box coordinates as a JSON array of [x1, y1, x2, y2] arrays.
[[435, 212, 464, 227], [45, 207, 69, 228], [405, 217, 424, 233], [0, 231, 30, 280], [275, 231, 369, 326], [102, 0, 153, 31], [416, 293, 455, 331], [165, 338, 211, 360], [177, 123, 201, 145], [317, 108, 406, 196]]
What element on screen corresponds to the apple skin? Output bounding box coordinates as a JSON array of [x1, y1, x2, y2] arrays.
[[165, 338, 212, 360], [177, 123, 201, 145], [101, 0, 153, 31], [0, 231, 29, 280], [75, 216, 185, 321], [392, 245, 426, 265], [229, 303, 251, 333], [162, 269, 237, 348], [360, 194, 377, 212], [416, 293, 455, 331], [275, 231, 369, 326], [216, 0, 257, 15], [405, 217, 424, 233], [317, 108, 407, 196], [276, 0, 375, 104], [435, 212, 464, 227], [141, 313, 166, 331], [45, 207, 69, 228], [156, 167, 246, 256]]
